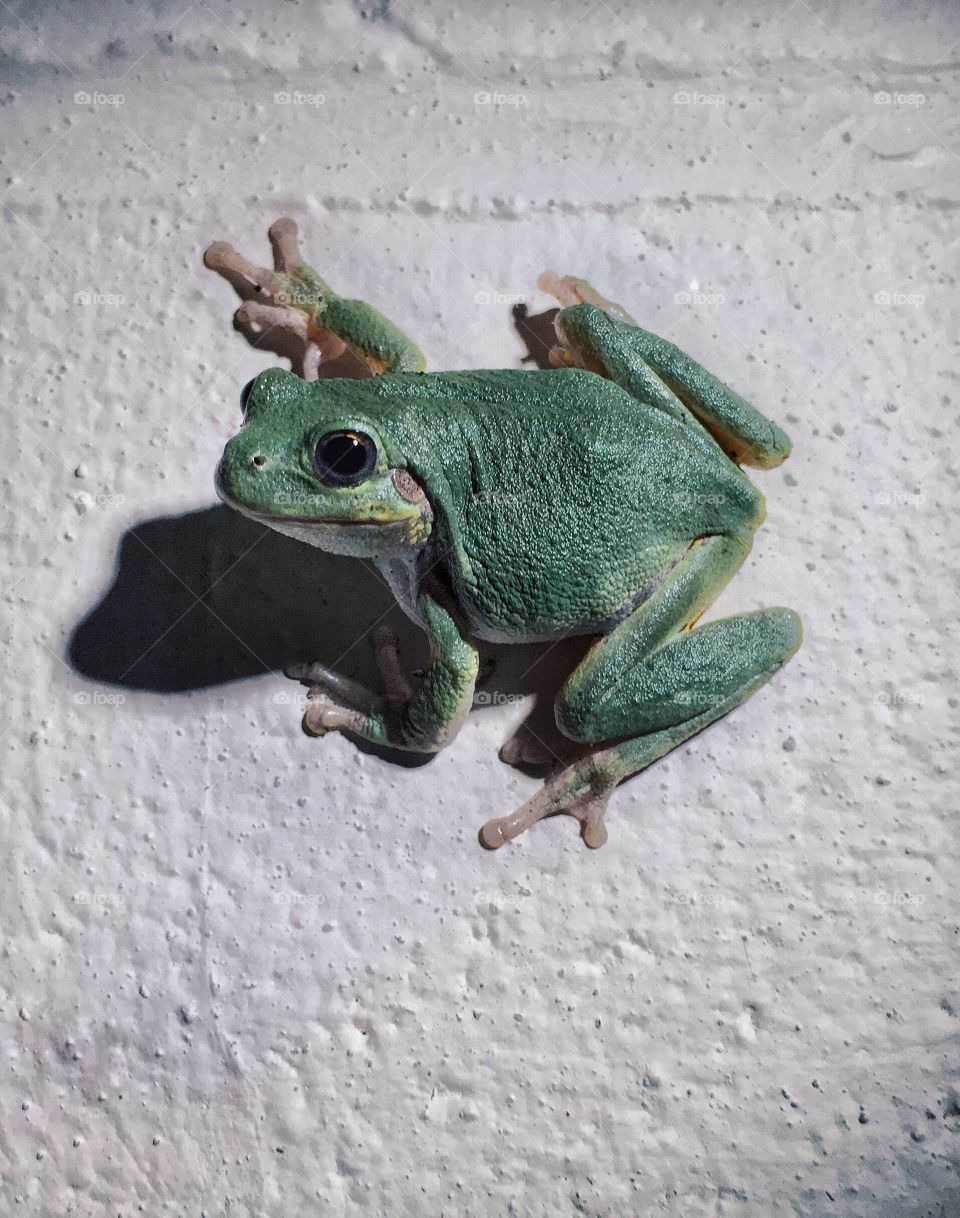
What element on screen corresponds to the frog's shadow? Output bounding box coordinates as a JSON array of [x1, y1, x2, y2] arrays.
[[67, 504, 589, 771]]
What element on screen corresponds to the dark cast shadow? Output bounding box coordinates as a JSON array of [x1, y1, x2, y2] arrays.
[[513, 303, 560, 370], [68, 502, 590, 771]]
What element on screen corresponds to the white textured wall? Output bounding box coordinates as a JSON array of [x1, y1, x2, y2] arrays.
[[3, 1, 959, 1214]]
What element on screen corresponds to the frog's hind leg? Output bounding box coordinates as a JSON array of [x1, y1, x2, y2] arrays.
[[479, 622, 797, 850], [479, 534, 802, 849], [539, 276, 791, 468]]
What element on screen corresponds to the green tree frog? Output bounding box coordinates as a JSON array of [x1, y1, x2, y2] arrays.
[[204, 219, 801, 849]]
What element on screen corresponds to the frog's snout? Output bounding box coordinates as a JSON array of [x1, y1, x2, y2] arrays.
[[215, 434, 267, 510], [214, 452, 236, 507]]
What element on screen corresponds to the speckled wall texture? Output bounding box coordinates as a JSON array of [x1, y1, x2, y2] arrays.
[[3, 1, 959, 1214]]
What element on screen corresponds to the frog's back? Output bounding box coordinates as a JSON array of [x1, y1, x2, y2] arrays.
[[369, 368, 761, 642]]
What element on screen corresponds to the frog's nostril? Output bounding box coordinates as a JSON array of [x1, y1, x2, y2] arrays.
[[251, 453, 267, 469]]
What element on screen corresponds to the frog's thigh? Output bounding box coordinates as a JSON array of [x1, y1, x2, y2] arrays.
[[557, 303, 791, 468], [556, 533, 748, 741], [556, 533, 795, 743], [558, 605, 801, 746]]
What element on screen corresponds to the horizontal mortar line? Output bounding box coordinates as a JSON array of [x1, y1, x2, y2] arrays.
[[184, 192, 960, 218], [4, 193, 960, 229], [352, 194, 960, 216], [3, 52, 960, 84]]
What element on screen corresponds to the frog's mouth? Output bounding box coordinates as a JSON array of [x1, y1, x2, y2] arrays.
[[216, 489, 426, 532], [237, 507, 406, 529], [216, 487, 432, 556], [253, 510, 429, 556]]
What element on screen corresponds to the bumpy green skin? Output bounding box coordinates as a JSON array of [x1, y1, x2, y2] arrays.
[[215, 297, 801, 845], [219, 365, 762, 640]]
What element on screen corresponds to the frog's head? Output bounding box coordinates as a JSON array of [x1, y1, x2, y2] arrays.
[[215, 368, 432, 556]]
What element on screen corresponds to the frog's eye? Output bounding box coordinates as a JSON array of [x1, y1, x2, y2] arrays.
[[240, 378, 256, 417], [314, 430, 378, 486]]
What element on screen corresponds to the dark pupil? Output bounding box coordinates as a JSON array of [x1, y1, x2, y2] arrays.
[[316, 432, 373, 484]]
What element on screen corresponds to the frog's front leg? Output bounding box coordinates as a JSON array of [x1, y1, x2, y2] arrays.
[[480, 534, 802, 849], [204, 218, 426, 377], [289, 595, 479, 754], [537, 271, 637, 325], [288, 625, 413, 736]]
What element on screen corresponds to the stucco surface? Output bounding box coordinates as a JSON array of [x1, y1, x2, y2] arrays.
[[2, 1, 959, 1214]]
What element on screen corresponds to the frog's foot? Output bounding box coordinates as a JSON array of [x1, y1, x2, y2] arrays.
[[537, 270, 636, 369], [537, 271, 633, 317], [480, 750, 616, 850], [204, 218, 425, 376], [204, 219, 346, 381], [286, 626, 413, 737]]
